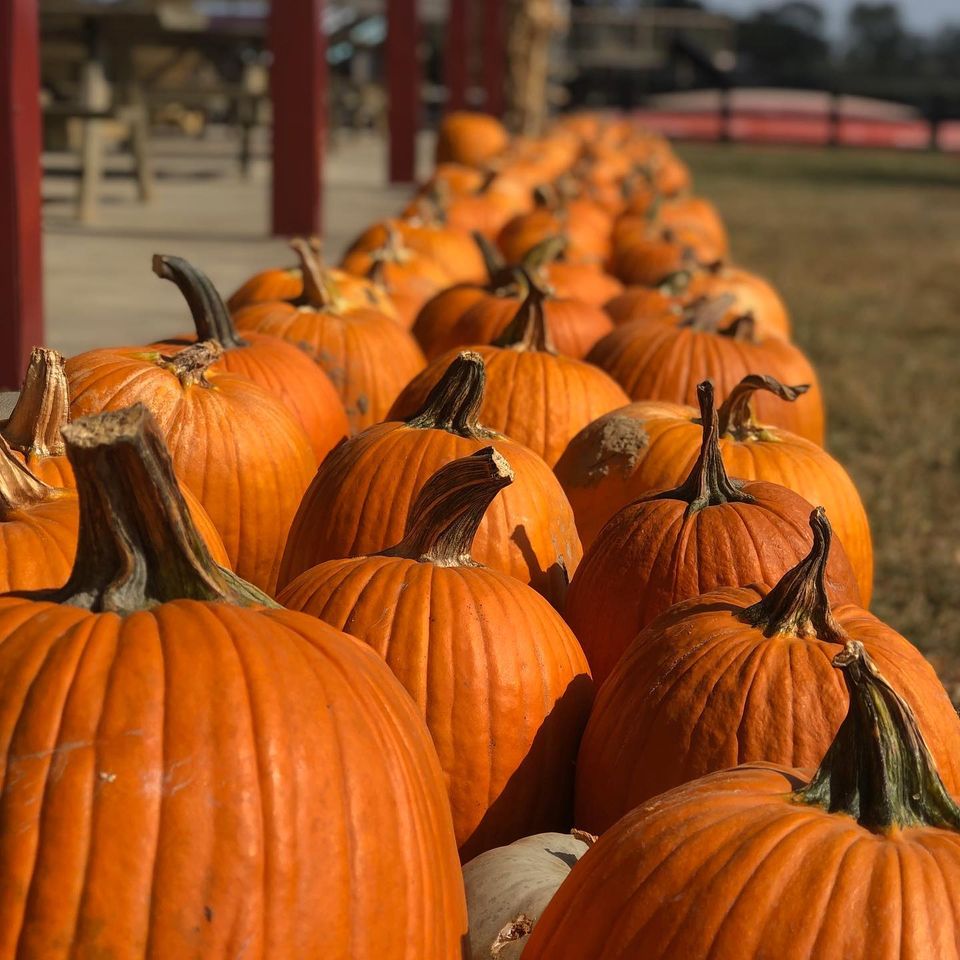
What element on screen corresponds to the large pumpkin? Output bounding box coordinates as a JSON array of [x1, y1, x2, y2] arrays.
[[563, 382, 861, 686], [280, 449, 593, 860], [151, 254, 348, 462], [525, 643, 960, 960], [233, 239, 426, 432], [575, 509, 959, 832], [67, 340, 314, 595], [555, 374, 873, 600], [390, 285, 629, 466], [0, 404, 467, 959], [588, 295, 825, 443], [279, 352, 582, 608]]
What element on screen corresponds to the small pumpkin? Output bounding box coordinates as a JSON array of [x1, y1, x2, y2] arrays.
[[588, 295, 825, 443], [233, 239, 426, 432], [610, 219, 721, 286], [0, 404, 467, 959], [555, 374, 873, 600], [575, 509, 958, 833], [526, 642, 960, 960], [563, 382, 861, 686], [390, 284, 630, 466], [279, 352, 583, 608], [280, 449, 593, 860], [436, 110, 510, 167], [657, 195, 729, 259]]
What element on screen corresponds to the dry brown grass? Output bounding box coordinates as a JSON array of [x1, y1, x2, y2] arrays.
[[677, 143, 960, 694]]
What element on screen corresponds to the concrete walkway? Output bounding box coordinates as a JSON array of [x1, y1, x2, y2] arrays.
[[43, 129, 434, 357]]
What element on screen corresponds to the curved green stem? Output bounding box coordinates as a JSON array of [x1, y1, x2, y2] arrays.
[[492, 269, 555, 354]]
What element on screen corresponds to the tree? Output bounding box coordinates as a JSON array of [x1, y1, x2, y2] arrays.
[[845, 3, 923, 77], [736, 2, 831, 86]]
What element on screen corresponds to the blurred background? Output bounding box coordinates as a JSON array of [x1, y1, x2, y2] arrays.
[[6, 0, 960, 684]]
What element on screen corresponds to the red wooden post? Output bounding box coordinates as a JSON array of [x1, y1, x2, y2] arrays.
[[0, 0, 44, 388], [387, 0, 420, 183], [482, 0, 506, 117], [444, 0, 470, 112], [269, 0, 326, 236]]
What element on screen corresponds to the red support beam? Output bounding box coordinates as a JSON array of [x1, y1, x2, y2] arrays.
[[270, 0, 326, 236], [0, 0, 44, 388], [482, 0, 506, 118], [444, 0, 470, 113], [387, 0, 420, 183]]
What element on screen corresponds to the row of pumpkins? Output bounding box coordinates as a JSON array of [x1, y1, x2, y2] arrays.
[[0, 109, 955, 958]]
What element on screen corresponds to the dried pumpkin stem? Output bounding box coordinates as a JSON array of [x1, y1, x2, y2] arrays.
[[380, 448, 514, 566], [522, 234, 568, 271], [16, 404, 275, 613], [740, 507, 847, 642], [681, 294, 737, 333], [152, 254, 247, 350], [290, 237, 339, 309], [0, 434, 53, 511], [492, 269, 555, 354], [473, 231, 514, 289], [405, 352, 497, 440], [795, 641, 960, 832], [1, 347, 69, 458], [159, 340, 223, 387], [656, 380, 753, 515], [717, 375, 810, 440]]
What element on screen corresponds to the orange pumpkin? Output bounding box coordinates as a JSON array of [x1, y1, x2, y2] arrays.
[[575, 509, 955, 833], [555, 374, 873, 600], [280, 449, 593, 861], [563, 382, 861, 686], [588, 295, 825, 443], [657, 195, 729, 259], [603, 283, 681, 326], [610, 218, 723, 286], [390, 285, 630, 466], [67, 340, 314, 595], [279, 352, 583, 608], [0, 404, 467, 959], [526, 643, 960, 960], [233, 239, 426, 432], [436, 110, 510, 167]]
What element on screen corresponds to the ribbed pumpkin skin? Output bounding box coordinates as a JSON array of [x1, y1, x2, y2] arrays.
[[554, 402, 873, 599], [0, 598, 467, 959], [279, 558, 593, 860], [413, 286, 492, 359], [279, 423, 582, 607], [588, 321, 825, 443], [389, 347, 631, 467], [576, 591, 960, 832], [541, 262, 623, 307], [564, 481, 862, 686], [13, 453, 73, 488], [603, 286, 677, 325], [497, 207, 611, 266], [526, 763, 960, 960], [66, 350, 314, 594], [0, 492, 76, 592], [232, 304, 426, 432]]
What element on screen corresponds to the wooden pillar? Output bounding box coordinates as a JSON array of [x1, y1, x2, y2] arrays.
[[387, 0, 420, 183], [0, 0, 44, 388], [444, 0, 470, 112], [482, 0, 506, 117], [270, 0, 326, 236]]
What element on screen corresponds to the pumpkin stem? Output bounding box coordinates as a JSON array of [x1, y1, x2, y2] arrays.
[[290, 237, 339, 310], [795, 641, 960, 833], [404, 352, 497, 440], [492, 269, 556, 354], [1, 347, 69, 459], [522, 234, 567, 271], [474, 230, 506, 283], [680, 294, 737, 333], [152, 254, 247, 350], [717, 374, 810, 440], [159, 340, 223, 387], [740, 507, 847, 643], [379, 447, 513, 566], [653, 381, 753, 515], [13, 405, 275, 612], [0, 434, 53, 512]]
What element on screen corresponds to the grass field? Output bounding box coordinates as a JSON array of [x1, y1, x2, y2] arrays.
[[675, 143, 960, 694]]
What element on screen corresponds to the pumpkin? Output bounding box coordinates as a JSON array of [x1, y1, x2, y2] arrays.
[[576, 508, 957, 832], [603, 283, 681, 326], [436, 110, 510, 167], [657, 195, 729, 259], [526, 643, 960, 960], [280, 449, 594, 860], [279, 352, 583, 608], [554, 374, 873, 600], [588, 296, 825, 443], [0, 404, 467, 959], [563, 382, 861, 686], [1, 347, 74, 486], [539, 257, 624, 307], [463, 831, 595, 960], [67, 340, 314, 595], [233, 239, 426, 431], [610, 217, 724, 286], [151, 254, 348, 463], [390, 284, 630, 466]]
